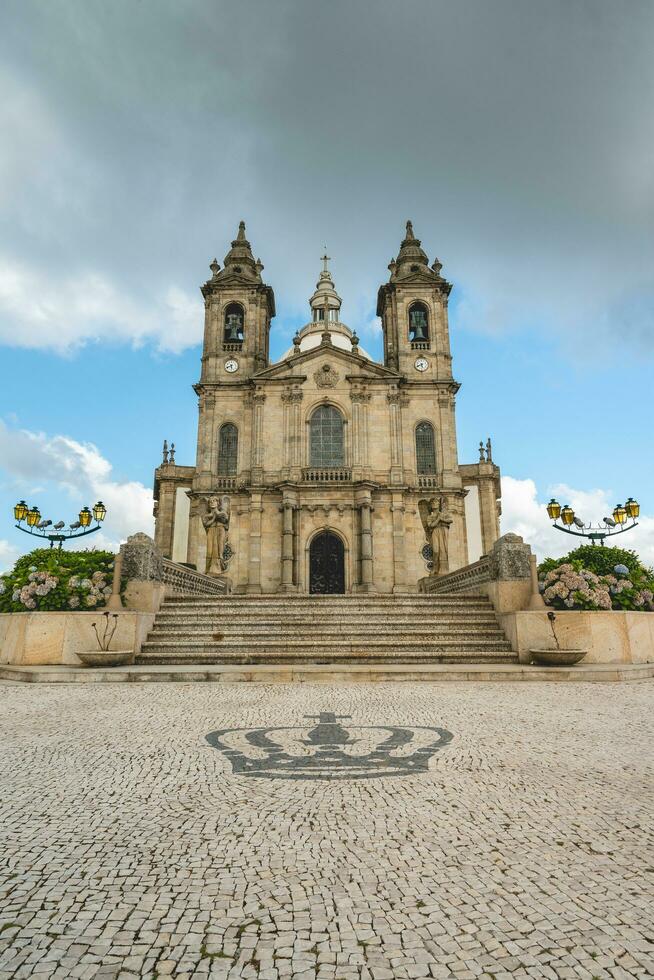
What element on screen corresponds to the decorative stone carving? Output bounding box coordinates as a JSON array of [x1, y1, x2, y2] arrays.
[[282, 386, 304, 403], [314, 364, 339, 388], [120, 533, 163, 583], [488, 533, 531, 581], [202, 495, 231, 576]]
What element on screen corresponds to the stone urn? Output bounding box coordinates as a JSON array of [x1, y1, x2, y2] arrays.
[[76, 650, 134, 668], [530, 649, 587, 667]]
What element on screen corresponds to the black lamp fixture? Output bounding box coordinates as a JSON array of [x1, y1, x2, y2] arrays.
[[13, 500, 108, 549], [545, 495, 640, 547]]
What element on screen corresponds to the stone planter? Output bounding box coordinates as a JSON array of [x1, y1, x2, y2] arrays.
[[76, 650, 134, 668], [530, 649, 587, 667]]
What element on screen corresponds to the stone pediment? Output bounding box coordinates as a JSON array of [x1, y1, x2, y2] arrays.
[[253, 342, 400, 383]]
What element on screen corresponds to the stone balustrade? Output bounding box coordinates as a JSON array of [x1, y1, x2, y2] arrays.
[[302, 467, 352, 483], [419, 533, 534, 614], [420, 557, 491, 594], [162, 559, 229, 597], [120, 532, 230, 610]]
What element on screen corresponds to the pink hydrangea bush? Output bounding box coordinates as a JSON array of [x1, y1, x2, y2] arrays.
[[0, 548, 118, 613], [541, 563, 654, 612]]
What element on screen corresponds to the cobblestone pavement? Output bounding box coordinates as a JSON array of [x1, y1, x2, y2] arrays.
[[1, 682, 653, 980]]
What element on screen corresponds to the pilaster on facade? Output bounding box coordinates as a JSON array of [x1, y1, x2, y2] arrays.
[[353, 484, 376, 593], [390, 490, 408, 593], [387, 389, 405, 485], [249, 389, 266, 484], [279, 489, 298, 592], [246, 490, 264, 593], [350, 387, 371, 481]]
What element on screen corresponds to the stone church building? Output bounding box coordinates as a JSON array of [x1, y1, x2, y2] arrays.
[[153, 221, 501, 593]]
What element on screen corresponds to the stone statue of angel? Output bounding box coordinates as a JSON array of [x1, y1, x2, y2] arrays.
[[418, 496, 453, 576], [202, 495, 230, 576]]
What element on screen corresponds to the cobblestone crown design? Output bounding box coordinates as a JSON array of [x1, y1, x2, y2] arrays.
[[206, 710, 453, 780]]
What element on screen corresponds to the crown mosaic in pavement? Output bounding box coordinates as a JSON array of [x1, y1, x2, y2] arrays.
[[206, 711, 453, 780]]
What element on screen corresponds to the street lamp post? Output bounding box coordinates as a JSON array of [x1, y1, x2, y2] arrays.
[[545, 496, 639, 546], [13, 500, 107, 549]]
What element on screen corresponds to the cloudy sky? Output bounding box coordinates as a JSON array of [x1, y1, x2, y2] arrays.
[[1, 0, 653, 570]]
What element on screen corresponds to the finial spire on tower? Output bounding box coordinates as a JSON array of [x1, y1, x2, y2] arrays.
[[309, 251, 342, 323]]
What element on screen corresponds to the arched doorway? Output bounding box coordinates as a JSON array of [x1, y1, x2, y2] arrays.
[[309, 532, 345, 594]]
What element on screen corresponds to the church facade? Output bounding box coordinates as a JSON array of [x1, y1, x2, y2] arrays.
[[153, 221, 501, 593]]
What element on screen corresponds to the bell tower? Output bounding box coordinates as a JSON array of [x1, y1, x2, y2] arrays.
[[199, 221, 275, 383], [377, 221, 453, 381]]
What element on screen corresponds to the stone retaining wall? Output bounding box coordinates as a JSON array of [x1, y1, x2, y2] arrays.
[[501, 609, 654, 665], [0, 611, 155, 667]]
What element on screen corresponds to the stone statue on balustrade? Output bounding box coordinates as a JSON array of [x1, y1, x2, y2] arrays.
[[202, 495, 231, 576], [419, 496, 453, 576]]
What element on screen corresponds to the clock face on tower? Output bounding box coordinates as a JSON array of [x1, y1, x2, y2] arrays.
[[224, 358, 239, 374], [414, 356, 429, 373]]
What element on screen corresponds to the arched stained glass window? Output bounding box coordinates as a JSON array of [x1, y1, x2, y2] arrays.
[[218, 423, 238, 475], [416, 422, 436, 475], [310, 406, 345, 467], [408, 302, 429, 343]]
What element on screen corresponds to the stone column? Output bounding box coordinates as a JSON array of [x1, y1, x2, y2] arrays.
[[247, 491, 263, 593], [359, 500, 374, 592], [279, 496, 297, 592]]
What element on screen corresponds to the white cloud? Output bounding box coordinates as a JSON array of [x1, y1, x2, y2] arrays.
[[0, 259, 203, 354], [0, 539, 21, 574], [500, 475, 654, 566], [0, 420, 153, 553]]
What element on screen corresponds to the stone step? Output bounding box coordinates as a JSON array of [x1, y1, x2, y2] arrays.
[[147, 627, 509, 641], [136, 650, 518, 665], [155, 612, 499, 624], [164, 594, 490, 605], [141, 638, 513, 654], [143, 591, 513, 666]]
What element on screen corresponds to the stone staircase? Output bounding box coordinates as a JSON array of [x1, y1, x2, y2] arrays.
[[136, 594, 517, 665]]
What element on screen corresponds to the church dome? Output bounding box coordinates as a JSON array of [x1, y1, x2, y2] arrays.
[[279, 255, 373, 361]]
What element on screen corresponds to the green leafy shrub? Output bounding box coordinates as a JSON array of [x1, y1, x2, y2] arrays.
[[0, 549, 118, 613], [539, 545, 644, 578]]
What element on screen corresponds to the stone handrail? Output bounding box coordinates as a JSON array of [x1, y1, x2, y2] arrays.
[[162, 559, 229, 596], [418, 533, 536, 614], [420, 557, 491, 594]]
